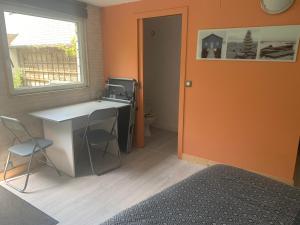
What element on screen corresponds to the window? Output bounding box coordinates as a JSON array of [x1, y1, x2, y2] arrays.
[[0, 6, 87, 94]]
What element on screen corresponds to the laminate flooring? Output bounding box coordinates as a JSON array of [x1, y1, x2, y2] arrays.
[[1, 128, 206, 225]]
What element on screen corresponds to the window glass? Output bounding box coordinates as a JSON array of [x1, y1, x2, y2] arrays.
[[3, 11, 85, 91]]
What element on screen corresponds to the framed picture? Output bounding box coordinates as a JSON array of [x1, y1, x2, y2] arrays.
[[196, 30, 227, 60], [196, 25, 300, 62], [259, 26, 299, 61], [226, 29, 260, 60]]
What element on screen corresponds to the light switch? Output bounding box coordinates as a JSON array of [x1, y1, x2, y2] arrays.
[[185, 80, 192, 88]]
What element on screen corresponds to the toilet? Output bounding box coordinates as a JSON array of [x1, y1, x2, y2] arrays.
[[144, 113, 156, 137]]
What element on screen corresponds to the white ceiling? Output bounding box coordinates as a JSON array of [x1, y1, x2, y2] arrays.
[[77, 0, 140, 7]]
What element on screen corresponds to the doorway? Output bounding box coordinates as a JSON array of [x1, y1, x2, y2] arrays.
[[143, 15, 182, 145], [135, 8, 188, 158]]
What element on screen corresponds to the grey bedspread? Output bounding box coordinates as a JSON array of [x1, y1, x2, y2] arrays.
[[100, 165, 300, 225]]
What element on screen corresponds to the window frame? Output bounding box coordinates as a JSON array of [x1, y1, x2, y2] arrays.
[[0, 3, 88, 95]]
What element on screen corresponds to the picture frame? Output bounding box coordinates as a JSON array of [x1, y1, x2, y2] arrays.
[[196, 25, 300, 62]]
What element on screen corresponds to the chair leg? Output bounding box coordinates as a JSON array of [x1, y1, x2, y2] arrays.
[[86, 137, 96, 175], [77, 131, 87, 164], [114, 129, 122, 164], [96, 140, 122, 177], [102, 141, 110, 157], [42, 150, 61, 176], [3, 152, 12, 181], [21, 154, 34, 192], [4, 153, 34, 193], [116, 141, 122, 165]]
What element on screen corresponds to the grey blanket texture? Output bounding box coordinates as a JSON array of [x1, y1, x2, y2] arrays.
[[0, 186, 58, 225], [100, 165, 300, 225]]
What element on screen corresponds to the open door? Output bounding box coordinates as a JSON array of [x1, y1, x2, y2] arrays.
[[134, 19, 145, 148], [135, 8, 188, 158]]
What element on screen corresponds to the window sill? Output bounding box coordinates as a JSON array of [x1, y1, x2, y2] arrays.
[[9, 83, 89, 97]]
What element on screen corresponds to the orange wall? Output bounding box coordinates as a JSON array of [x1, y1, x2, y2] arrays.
[[102, 0, 300, 182]]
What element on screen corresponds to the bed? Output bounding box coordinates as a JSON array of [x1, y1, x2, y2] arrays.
[[100, 165, 300, 225]]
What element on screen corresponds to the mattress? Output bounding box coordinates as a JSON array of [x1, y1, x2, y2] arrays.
[[100, 165, 300, 225]]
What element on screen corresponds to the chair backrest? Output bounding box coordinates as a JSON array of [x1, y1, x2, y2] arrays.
[[88, 108, 118, 124], [84, 108, 118, 136], [0, 116, 31, 141]]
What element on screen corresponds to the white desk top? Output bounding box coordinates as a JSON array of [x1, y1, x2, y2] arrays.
[[30, 101, 130, 123]]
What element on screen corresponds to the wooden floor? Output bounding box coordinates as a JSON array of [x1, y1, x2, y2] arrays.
[[1, 128, 206, 225]]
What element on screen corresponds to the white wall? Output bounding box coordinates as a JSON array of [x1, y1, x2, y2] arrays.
[[143, 15, 182, 132], [0, 5, 104, 170]]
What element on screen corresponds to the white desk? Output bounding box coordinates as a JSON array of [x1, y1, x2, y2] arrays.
[[30, 101, 129, 177]]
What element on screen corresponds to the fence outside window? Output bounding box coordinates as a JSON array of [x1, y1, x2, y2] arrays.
[[11, 46, 80, 88]]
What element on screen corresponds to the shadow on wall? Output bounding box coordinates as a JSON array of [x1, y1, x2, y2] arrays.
[[293, 138, 300, 187]]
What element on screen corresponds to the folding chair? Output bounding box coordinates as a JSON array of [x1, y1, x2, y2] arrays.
[[82, 108, 121, 175], [0, 116, 60, 193]]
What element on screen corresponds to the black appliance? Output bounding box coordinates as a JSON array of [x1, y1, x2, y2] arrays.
[[102, 78, 138, 153]]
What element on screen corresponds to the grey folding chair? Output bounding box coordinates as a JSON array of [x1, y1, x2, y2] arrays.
[[82, 108, 121, 175], [0, 116, 60, 193]]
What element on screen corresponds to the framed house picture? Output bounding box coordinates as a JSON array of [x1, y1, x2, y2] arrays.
[[197, 30, 227, 60]]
